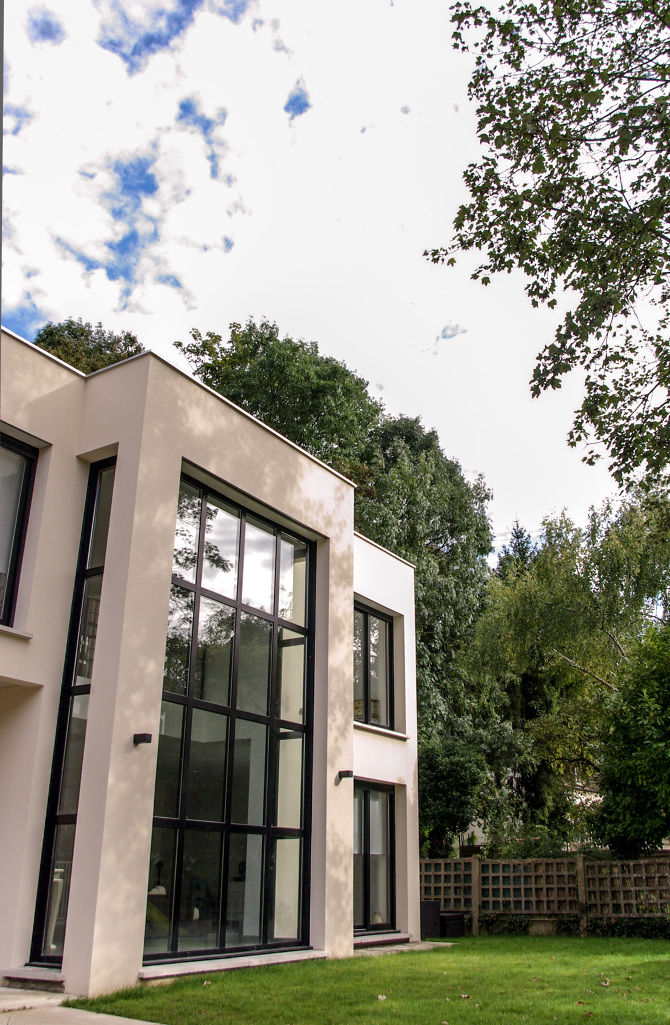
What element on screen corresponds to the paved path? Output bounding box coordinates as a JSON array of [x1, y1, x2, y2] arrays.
[[0, 992, 161, 1025]]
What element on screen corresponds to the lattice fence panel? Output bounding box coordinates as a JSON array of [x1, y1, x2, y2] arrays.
[[585, 860, 670, 917], [420, 859, 472, 910], [480, 859, 578, 914]]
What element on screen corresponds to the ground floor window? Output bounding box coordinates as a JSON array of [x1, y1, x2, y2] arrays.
[[353, 782, 395, 932], [144, 476, 314, 960]]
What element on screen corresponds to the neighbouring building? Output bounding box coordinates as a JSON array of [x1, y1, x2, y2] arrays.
[[0, 327, 420, 996]]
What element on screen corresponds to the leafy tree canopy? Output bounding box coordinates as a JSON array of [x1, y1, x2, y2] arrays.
[[175, 320, 382, 476], [595, 623, 670, 856], [461, 493, 670, 853], [34, 317, 144, 373], [428, 0, 670, 489]]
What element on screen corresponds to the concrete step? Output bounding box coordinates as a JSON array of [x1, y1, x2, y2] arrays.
[[1, 968, 65, 994], [0, 986, 64, 1013], [354, 932, 410, 949]]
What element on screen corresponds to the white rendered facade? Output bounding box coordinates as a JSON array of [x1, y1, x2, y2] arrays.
[[0, 328, 420, 996]]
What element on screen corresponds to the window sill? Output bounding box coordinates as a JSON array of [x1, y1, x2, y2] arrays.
[[354, 721, 408, 741], [0, 623, 33, 641]]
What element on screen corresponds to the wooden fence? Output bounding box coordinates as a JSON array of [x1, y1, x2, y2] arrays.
[[420, 856, 670, 935]]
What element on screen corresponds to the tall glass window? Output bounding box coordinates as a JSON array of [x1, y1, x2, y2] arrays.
[[0, 434, 37, 626], [354, 604, 393, 728], [353, 782, 394, 932], [31, 460, 116, 962], [145, 476, 313, 960]]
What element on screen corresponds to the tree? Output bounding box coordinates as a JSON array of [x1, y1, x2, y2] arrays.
[[595, 624, 670, 856], [175, 321, 382, 477], [176, 320, 494, 852], [462, 493, 670, 851], [428, 0, 670, 489], [34, 318, 144, 373]]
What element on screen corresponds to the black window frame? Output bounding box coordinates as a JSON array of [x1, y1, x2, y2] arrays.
[[0, 432, 38, 627], [353, 781, 395, 934], [354, 602, 394, 730], [144, 473, 316, 963], [30, 457, 116, 965]]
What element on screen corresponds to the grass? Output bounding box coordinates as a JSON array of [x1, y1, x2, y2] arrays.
[[67, 936, 670, 1025]]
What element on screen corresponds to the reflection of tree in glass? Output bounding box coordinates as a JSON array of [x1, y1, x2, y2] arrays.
[[237, 614, 272, 714], [163, 586, 193, 694], [196, 598, 235, 704], [172, 485, 235, 583]]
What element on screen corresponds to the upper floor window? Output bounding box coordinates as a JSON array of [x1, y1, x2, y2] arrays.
[[354, 603, 393, 729], [0, 433, 37, 626]]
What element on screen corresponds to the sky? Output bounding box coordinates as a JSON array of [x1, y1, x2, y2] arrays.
[[2, 0, 616, 549]]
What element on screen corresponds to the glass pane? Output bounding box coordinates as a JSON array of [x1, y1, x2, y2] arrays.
[[353, 609, 365, 721], [186, 708, 228, 822], [275, 729, 303, 829], [225, 833, 263, 947], [74, 575, 102, 685], [369, 616, 390, 726], [87, 467, 115, 569], [369, 790, 390, 925], [58, 694, 89, 815], [41, 824, 75, 959], [145, 827, 177, 955], [270, 838, 301, 942], [0, 445, 25, 618], [172, 481, 201, 583], [178, 830, 222, 951], [230, 719, 266, 825], [278, 536, 307, 625], [163, 586, 193, 695], [353, 787, 364, 929], [201, 497, 239, 598], [242, 518, 275, 613], [154, 701, 184, 818], [236, 613, 271, 715], [276, 628, 305, 723], [195, 597, 234, 705]]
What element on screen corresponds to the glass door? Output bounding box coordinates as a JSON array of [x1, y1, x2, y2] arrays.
[[353, 782, 394, 932]]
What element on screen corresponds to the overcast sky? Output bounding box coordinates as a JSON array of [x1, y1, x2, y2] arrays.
[[2, 0, 616, 548]]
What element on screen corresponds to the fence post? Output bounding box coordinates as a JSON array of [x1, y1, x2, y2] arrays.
[[471, 856, 480, 937], [576, 854, 587, 937]]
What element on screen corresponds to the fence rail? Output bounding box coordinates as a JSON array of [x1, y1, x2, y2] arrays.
[[420, 856, 670, 935]]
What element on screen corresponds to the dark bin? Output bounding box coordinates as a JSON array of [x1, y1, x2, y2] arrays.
[[441, 912, 465, 937], [420, 900, 441, 939]]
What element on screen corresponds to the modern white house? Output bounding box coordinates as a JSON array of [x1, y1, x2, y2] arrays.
[[0, 327, 420, 996]]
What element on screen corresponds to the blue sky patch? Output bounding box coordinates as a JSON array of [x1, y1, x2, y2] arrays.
[[177, 97, 227, 178], [1, 296, 48, 341], [223, 237, 234, 252], [27, 8, 66, 45], [284, 79, 311, 121], [98, 0, 205, 74], [4, 105, 33, 136], [56, 152, 162, 294], [158, 273, 182, 288], [212, 0, 249, 24]]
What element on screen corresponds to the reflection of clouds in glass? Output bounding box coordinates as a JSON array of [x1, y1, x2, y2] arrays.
[[242, 519, 275, 612], [202, 499, 239, 597], [279, 536, 307, 625]]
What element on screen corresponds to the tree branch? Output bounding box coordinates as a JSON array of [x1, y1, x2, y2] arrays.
[[546, 647, 618, 691]]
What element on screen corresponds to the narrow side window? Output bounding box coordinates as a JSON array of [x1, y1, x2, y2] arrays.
[[0, 433, 37, 626]]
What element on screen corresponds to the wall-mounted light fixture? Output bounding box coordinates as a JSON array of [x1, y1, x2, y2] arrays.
[[337, 769, 354, 783], [133, 733, 152, 745]]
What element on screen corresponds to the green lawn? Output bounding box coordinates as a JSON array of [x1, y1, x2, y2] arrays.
[[68, 937, 670, 1025]]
